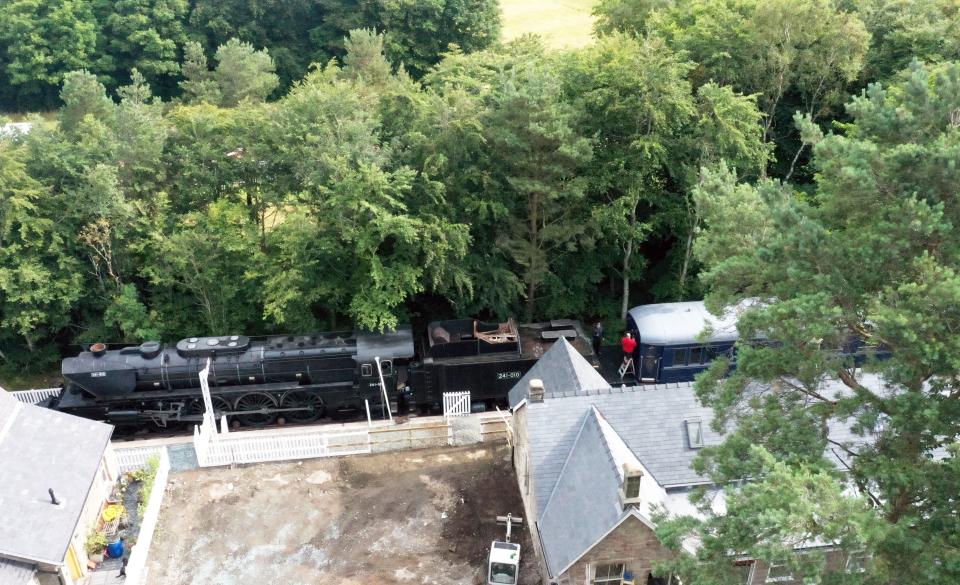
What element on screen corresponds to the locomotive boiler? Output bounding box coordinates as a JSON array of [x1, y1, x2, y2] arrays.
[[54, 328, 415, 427]]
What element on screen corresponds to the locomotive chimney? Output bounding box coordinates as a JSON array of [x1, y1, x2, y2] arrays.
[[90, 342, 107, 357], [528, 379, 545, 403], [48, 488, 60, 506]]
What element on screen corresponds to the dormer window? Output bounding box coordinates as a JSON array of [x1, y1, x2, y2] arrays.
[[686, 418, 704, 449], [620, 465, 643, 506]]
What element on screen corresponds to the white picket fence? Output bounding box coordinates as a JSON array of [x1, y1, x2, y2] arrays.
[[194, 423, 372, 467], [122, 447, 171, 585], [442, 391, 471, 418], [10, 387, 60, 404], [115, 446, 166, 473]]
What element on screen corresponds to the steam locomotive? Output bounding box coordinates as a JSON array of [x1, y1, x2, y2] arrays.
[[51, 318, 595, 428]]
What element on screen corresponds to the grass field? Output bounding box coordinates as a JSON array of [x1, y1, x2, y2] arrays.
[[502, 0, 598, 49]]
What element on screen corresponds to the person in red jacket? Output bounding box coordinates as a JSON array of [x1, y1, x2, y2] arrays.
[[621, 332, 637, 365]]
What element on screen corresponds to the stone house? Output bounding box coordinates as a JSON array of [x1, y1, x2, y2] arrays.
[[508, 339, 865, 585], [0, 389, 117, 585]]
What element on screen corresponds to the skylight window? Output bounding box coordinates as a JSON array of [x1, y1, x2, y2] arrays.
[[686, 418, 704, 449]]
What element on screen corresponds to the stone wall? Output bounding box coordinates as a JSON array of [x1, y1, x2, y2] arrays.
[[558, 515, 674, 584]]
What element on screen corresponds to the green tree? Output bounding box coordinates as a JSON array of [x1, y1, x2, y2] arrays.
[[484, 59, 594, 322], [648, 0, 870, 179], [92, 0, 187, 93], [264, 65, 469, 331], [0, 139, 85, 356], [142, 199, 261, 334], [659, 60, 960, 585], [851, 0, 960, 84], [593, 0, 674, 35], [342, 29, 393, 86], [0, 0, 98, 109], [186, 0, 325, 90], [314, 0, 501, 78], [213, 38, 280, 106], [58, 70, 115, 135], [178, 41, 221, 104], [559, 34, 766, 313]]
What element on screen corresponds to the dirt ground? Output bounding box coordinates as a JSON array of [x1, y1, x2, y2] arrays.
[[146, 444, 538, 585]]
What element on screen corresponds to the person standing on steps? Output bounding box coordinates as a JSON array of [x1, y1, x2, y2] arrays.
[[621, 332, 637, 366], [592, 321, 604, 357]]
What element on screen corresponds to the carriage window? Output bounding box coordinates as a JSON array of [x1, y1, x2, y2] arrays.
[[361, 364, 373, 377], [380, 360, 392, 375], [672, 348, 687, 366], [690, 347, 704, 364], [706, 346, 719, 361]]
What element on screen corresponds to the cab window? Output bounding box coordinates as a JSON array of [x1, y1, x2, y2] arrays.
[[361, 364, 373, 377]]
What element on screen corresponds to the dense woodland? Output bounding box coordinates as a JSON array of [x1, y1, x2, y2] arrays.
[[3, 2, 960, 581]]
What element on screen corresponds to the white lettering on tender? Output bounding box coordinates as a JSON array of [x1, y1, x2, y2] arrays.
[[496, 371, 522, 380]]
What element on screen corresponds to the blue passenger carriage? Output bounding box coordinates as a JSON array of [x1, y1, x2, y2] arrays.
[[625, 301, 740, 383]]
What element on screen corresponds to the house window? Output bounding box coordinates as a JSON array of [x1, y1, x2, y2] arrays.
[[361, 364, 373, 377], [685, 418, 704, 449], [846, 551, 870, 574], [624, 474, 641, 499], [593, 563, 625, 583], [765, 561, 793, 583], [672, 348, 687, 367]]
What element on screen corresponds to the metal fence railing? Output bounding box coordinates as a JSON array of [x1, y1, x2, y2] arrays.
[[115, 446, 166, 473], [10, 387, 60, 405]]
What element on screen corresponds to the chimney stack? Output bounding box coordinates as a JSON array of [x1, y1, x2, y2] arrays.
[[48, 488, 60, 506], [529, 379, 545, 402]]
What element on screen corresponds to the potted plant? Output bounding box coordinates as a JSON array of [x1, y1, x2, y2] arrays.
[[85, 531, 108, 563]]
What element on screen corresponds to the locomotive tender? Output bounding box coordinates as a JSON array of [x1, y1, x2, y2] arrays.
[[53, 318, 595, 428]]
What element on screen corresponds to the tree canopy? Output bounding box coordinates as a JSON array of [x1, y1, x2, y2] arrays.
[[656, 60, 960, 585]]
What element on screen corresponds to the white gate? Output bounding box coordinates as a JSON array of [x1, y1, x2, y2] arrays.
[[443, 391, 471, 418]]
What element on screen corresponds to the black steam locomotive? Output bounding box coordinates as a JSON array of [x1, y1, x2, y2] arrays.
[[51, 318, 594, 428]]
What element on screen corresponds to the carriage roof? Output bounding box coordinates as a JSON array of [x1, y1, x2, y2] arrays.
[[627, 301, 743, 346]]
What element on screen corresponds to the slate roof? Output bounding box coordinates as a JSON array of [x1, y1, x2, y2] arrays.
[[523, 383, 720, 514], [0, 558, 36, 585], [517, 346, 889, 577], [507, 338, 610, 408], [0, 390, 113, 565]]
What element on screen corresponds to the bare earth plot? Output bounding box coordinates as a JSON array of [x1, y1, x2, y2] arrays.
[[146, 444, 537, 585], [502, 0, 598, 49]]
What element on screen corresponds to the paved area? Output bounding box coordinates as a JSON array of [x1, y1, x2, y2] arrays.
[[145, 443, 536, 585], [86, 558, 124, 585]]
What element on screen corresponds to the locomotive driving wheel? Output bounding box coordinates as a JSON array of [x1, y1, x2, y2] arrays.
[[234, 392, 278, 426], [182, 396, 231, 422], [279, 390, 324, 423]]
